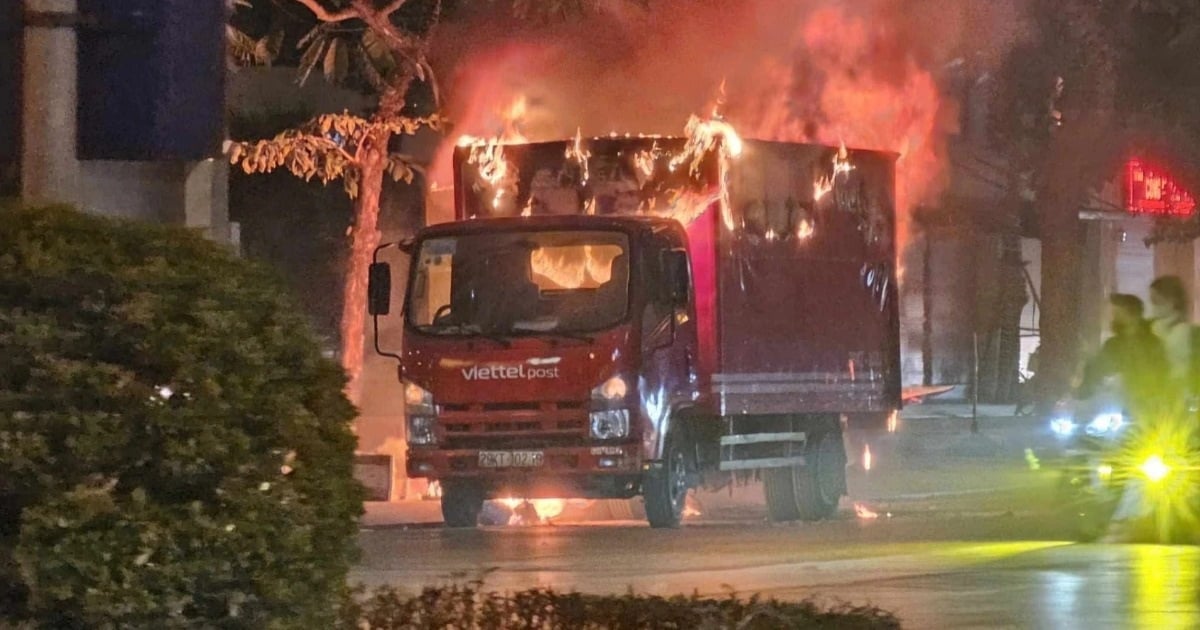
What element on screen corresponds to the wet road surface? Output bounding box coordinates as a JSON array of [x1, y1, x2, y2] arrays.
[[354, 417, 1200, 628]]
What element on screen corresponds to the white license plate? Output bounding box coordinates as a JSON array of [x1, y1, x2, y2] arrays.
[[478, 451, 544, 468]]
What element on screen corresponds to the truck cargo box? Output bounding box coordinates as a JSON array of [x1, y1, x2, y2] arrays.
[[453, 137, 900, 417]]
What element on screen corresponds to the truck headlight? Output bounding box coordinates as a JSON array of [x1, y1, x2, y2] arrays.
[[589, 409, 630, 440], [591, 375, 628, 403], [404, 381, 436, 445], [405, 381, 435, 415], [408, 415, 436, 445]]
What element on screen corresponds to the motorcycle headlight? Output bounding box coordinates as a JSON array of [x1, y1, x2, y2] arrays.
[[404, 381, 437, 445], [1086, 412, 1125, 436], [1140, 454, 1171, 482], [1050, 417, 1077, 438], [589, 409, 630, 440]]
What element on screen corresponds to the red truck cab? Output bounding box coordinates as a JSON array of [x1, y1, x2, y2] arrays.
[[369, 137, 900, 528], [391, 215, 701, 526]]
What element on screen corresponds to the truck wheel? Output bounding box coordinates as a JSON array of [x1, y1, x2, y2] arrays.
[[644, 434, 690, 528], [440, 481, 484, 528], [794, 428, 846, 521], [764, 467, 802, 522]]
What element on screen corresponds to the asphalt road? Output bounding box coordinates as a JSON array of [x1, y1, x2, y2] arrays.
[[352, 415, 1200, 628]]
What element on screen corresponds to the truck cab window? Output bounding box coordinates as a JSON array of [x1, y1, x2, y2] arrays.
[[407, 231, 631, 336]]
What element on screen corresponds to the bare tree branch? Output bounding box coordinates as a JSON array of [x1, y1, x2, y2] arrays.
[[293, 0, 359, 22], [379, 0, 409, 17]]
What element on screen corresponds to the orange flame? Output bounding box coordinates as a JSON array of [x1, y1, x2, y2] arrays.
[[432, 3, 949, 253], [497, 497, 567, 524], [530, 244, 618, 289], [854, 502, 880, 520], [565, 127, 592, 186], [862, 443, 873, 471], [887, 410, 899, 433]]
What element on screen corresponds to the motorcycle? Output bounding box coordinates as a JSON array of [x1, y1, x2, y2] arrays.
[[1052, 397, 1199, 543]]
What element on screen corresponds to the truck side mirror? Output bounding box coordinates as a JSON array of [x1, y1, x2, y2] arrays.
[[368, 262, 392, 316], [663, 249, 690, 308]]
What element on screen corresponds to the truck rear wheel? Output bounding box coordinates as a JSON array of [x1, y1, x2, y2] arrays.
[[762, 425, 845, 522], [644, 434, 690, 528], [440, 481, 484, 528], [764, 467, 802, 522], [794, 428, 846, 520]]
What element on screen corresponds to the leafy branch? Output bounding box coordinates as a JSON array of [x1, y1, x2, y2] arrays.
[[227, 112, 440, 198]]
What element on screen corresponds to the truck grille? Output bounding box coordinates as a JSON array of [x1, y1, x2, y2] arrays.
[[438, 401, 588, 449]]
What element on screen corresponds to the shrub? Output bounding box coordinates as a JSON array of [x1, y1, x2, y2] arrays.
[[0, 204, 363, 627], [338, 584, 902, 629]]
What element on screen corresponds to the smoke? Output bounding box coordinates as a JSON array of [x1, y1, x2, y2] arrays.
[[428, 0, 1025, 251]]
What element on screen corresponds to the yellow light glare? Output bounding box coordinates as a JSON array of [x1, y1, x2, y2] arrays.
[[1140, 455, 1171, 482], [1097, 464, 1113, 481]]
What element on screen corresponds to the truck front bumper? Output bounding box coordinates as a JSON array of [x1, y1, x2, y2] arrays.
[[407, 444, 645, 497]]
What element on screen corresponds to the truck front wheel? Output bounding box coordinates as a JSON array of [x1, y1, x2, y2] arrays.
[[440, 481, 484, 528], [643, 434, 691, 528]]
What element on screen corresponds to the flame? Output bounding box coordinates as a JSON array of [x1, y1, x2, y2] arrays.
[[814, 141, 855, 202], [887, 410, 898, 433], [530, 244, 618, 289], [521, 196, 533, 217], [424, 480, 443, 500], [496, 497, 567, 524], [854, 502, 880, 520], [430, 2, 951, 260], [683, 493, 702, 518], [565, 127, 592, 186], [862, 443, 873, 471], [795, 218, 815, 240], [634, 143, 662, 179], [465, 140, 518, 211]]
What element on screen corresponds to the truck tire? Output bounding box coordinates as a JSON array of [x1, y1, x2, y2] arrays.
[[644, 433, 690, 528], [794, 428, 847, 521], [440, 481, 484, 528], [764, 466, 802, 522]]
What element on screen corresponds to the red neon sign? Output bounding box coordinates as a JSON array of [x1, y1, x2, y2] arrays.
[[1125, 158, 1196, 217]]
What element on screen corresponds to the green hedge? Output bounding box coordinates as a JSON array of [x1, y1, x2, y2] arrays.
[[338, 584, 901, 629], [0, 204, 363, 627]]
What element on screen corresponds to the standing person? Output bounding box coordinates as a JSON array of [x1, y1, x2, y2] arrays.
[[1148, 275, 1196, 400]]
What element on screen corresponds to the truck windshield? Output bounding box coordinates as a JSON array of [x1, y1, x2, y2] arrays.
[[407, 230, 630, 336]]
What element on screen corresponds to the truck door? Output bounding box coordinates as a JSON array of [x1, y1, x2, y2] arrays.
[[638, 232, 699, 459]]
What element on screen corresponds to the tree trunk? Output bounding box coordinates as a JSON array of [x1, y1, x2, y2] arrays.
[[341, 142, 388, 404], [1034, 135, 1093, 408]]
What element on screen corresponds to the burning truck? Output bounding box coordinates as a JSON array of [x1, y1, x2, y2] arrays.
[[368, 124, 900, 527]]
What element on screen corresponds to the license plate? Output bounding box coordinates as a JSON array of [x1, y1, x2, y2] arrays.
[[478, 451, 544, 468]]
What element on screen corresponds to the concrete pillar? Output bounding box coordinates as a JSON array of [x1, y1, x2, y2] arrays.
[[184, 158, 231, 242], [21, 0, 80, 206]]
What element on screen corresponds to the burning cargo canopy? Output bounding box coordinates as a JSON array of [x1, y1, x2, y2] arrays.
[[453, 136, 896, 254], [454, 137, 721, 222]]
